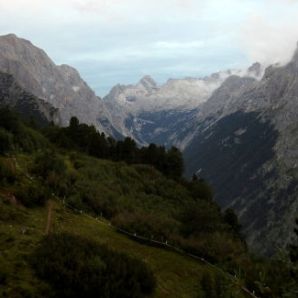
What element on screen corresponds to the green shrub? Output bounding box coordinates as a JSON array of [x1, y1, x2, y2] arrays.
[[67, 179, 119, 218], [30, 233, 156, 298], [112, 211, 179, 241], [32, 151, 66, 179], [0, 199, 26, 222], [15, 182, 49, 207], [0, 108, 49, 153], [16, 126, 49, 152], [31, 151, 68, 195], [180, 201, 223, 237], [0, 128, 13, 154], [182, 177, 213, 201], [174, 232, 245, 264], [0, 108, 20, 133], [0, 158, 16, 184], [198, 271, 233, 298]]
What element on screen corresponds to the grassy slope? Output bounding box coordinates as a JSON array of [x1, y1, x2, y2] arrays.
[[0, 199, 212, 298], [0, 151, 248, 298]]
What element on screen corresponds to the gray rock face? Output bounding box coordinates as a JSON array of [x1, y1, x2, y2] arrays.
[[248, 62, 263, 77], [0, 34, 113, 133], [183, 45, 298, 255], [0, 71, 61, 125], [138, 75, 158, 92]]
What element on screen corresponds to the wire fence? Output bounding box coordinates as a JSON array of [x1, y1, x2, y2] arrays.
[[0, 155, 261, 297], [57, 197, 258, 298]]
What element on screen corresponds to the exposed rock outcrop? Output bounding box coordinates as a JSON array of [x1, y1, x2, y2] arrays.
[[0, 34, 114, 134], [183, 45, 298, 254]]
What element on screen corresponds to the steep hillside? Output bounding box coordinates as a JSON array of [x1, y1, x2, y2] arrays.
[[1, 108, 295, 297], [0, 198, 215, 298], [0, 120, 247, 297], [183, 47, 298, 255]]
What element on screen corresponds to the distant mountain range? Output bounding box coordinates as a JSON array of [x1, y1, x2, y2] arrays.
[[103, 62, 264, 147], [0, 33, 297, 254]]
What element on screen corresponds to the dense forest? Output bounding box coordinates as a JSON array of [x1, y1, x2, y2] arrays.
[[0, 107, 297, 297], [45, 116, 184, 180]]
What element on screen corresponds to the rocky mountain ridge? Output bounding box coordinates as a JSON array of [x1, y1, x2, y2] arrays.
[[183, 46, 298, 254], [0, 34, 115, 135], [103, 63, 264, 145]]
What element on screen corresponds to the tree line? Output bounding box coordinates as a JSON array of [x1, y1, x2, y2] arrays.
[[45, 117, 184, 180]]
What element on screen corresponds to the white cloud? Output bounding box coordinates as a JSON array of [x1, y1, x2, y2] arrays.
[[1, 0, 298, 94], [0, 0, 204, 24], [239, 1, 298, 65]]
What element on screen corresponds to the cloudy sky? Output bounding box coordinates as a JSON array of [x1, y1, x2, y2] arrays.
[[0, 0, 298, 96]]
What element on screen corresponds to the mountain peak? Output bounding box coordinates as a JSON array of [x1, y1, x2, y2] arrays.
[[1, 33, 32, 46], [138, 75, 157, 91], [59, 64, 81, 78], [247, 62, 262, 77], [3, 33, 18, 39]]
